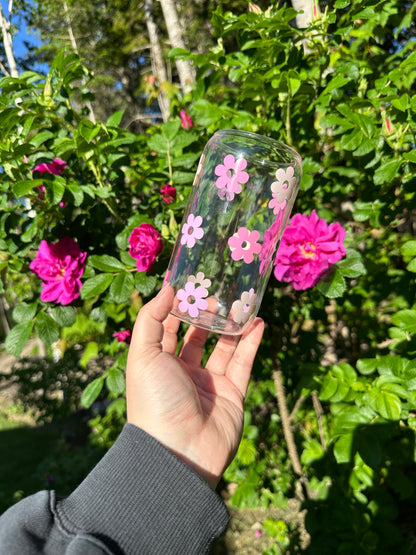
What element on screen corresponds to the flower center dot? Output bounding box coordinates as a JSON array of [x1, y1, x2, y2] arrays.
[[299, 242, 316, 259], [226, 169, 235, 179]]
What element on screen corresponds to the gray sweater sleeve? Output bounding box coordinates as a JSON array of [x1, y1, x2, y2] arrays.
[[0, 423, 229, 554]]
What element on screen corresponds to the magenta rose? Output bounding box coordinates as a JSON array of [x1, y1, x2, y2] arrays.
[[160, 184, 176, 204], [112, 330, 132, 344], [32, 158, 67, 176], [30, 237, 87, 305], [180, 109, 193, 130], [32, 157, 67, 207], [274, 210, 346, 290], [129, 223, 163, 272]]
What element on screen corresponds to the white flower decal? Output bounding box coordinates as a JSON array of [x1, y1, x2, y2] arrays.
[[268, 167, 297, 215], [188, 271, 212, 290], [231, 288, 257, 324]]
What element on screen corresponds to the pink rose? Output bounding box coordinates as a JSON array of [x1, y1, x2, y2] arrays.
[[30, 237, 87, 305], [32, 158, 67, 176], [180, 109, 193, 130], [274, 210, 346, 290], [160, 184, 176, 204], [129, 223, 163, 272], [112, 330, 132, 344], [32, 157, 67, 207]]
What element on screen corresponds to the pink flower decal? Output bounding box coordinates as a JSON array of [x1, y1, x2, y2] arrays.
[[180, 109, 193, 130], [129, 223, 163, 272], [215, 154, 249, 201], [160, 184, 176, 204], [274, 210, 346, 290], [181, 213, 204, 248], [231, 288, 257, 324], [29, 237, 87, 305], [259, 217, 284, 276], [112, 330, 132, 344], [188, 271, 212, 289], [32, 158, 67, 176], [268, 167, 297, 215], [177, 280, 209, 318], [228, 227, 261, 264]]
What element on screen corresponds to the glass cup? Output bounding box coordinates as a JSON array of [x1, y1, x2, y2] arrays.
[[165, 129, 302, 335]]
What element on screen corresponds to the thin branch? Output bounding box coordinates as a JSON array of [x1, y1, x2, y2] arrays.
[[273, 368, 310, 501], [311, 391, 326, 450], [289, 393, 307, 422]]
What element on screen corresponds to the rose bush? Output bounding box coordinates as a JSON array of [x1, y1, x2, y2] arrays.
[[1, 1, 416, 551]]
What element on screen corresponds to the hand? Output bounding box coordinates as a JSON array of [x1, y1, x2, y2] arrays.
[[126, 285, 264, 488]]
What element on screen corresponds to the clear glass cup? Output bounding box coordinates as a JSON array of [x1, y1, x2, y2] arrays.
[[165, 129, 302, 335]]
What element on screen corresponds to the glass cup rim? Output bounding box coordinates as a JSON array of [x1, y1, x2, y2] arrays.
[[212, 128, 302, 163]]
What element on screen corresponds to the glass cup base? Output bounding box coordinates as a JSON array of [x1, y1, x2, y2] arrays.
[[170, 308, 245, 336]]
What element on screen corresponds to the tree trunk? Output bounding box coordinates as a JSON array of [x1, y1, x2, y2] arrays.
[[63, 1, 96, 123], [0, 2, 19, 77], [158, 0, 195, 92], [291, 0, 314, 28], [144, 0, 170, 121]]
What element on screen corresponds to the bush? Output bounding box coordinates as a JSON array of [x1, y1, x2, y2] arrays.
[[1, 1, 415, 551]]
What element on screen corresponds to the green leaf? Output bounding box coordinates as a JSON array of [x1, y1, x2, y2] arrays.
[[12, 302, 37, 324], [89, 254, 126, 272], [408, 259, 416, 273], [106, 367, 126, 395], [134, 273, 157, 297], [78, 118, 100, 143], [34, 312, 60, 345], [147, 134, 168, 153], [109, 271, 135, 304], [391, 94, 409, 112], [49, 306, 77, 327], [334, 433, 353, 464], [5, 321, 33, 356], [401, 240, 416, 258], [30, 130, 54, 147], [237, 438, 257, 465], [81, 377, 104, 409], [81, 274, 113, 299], [106, 110, 124, 127], [80, 341, 99, 368], [373, 159, 403, 186], [192, 99, 223, 126], [334, 0, 350, 8], [316, 268, 346, 298], [375, 390, 401, 420], [357, 358, 379, 376], [391, 310, 416, 335], [161, 120, 181, 141], [337, 249, 366, 278], [340, 128, 363, 151], [12, 179, 42, 198], [67, 183, 84, 206]]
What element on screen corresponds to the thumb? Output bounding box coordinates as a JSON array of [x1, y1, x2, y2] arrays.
[[129, 285, 174, 360]]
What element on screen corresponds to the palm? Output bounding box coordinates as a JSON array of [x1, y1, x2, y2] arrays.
[[126, 287, 264, 488]]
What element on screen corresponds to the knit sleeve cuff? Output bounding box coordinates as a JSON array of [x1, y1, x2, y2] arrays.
[[56, 423, 229, 554]]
